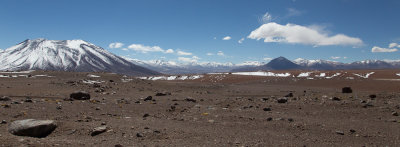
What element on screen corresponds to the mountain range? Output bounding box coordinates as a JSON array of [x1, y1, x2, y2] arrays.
[[1, 38, 399, 75], [232, 56, 400, 72]]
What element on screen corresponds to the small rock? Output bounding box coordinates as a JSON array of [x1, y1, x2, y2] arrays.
[[0, 96, 10, 101], [24, 97, 33, 103], [288, 118, 294, 122], [342, 87, 352, 93], [101, 122, 107, 125], [349, 129, 356, 133], [277, 98, 288, 103], [335, 131, 345, 135], [392, 112, 399, 116], [115, 144, 123, 147], [266, 117, 273, 121], [2, 104, 10, 108], [8, 119, 57, 138], [155, 92, 171, 96], [11, 101, 20, 104], [1, 120, 6, 124], [185, 98, 197, 103], [95, 107, 101, 110], [285, 93, 293, 97], [332, 97, 341, 101], [263, 108, 272, 111], [144, 96, 152, 101], [143, 114, 150, 118], [56, 105, 62, 110], [91, 126, 107, 136], [369, 94, 377, 99], [136, 133, 143, 137], [70, 91, 91, 100]]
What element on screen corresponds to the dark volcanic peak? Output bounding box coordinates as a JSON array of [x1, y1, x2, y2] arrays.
[[264, 56, 302, 70], [0, 38, 159, 76]]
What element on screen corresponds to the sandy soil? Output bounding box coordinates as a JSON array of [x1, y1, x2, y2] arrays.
[[0, 70, 399, 146]]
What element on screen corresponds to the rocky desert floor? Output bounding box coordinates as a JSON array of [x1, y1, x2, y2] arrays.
[[0, 70, 400, 146]]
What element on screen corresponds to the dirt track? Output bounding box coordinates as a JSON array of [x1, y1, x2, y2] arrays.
[[0, 70, 400, 146]]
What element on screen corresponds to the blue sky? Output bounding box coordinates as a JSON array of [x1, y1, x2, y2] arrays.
[[1, 0, 400, 64]]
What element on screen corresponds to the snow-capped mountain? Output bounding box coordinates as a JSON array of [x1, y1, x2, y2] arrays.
[[293, 58, 343, 70], [0, 39, 159, 76], [231, 57, 400, 72], [123, 57, 262, 74], [346, 60, 394, 69]]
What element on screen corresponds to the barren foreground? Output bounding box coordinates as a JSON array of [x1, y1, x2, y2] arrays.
[[0, 70, 400, 146]]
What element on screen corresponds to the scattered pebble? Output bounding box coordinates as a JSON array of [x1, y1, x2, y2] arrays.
[[336, 131, 345, 135]]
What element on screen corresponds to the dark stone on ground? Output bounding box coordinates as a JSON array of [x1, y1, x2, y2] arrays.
[[136, 133, 143, 137], [185, 98, 197, 103], [277, 98, 288, 103], [285, 93, 293, 97], [144, 96, 153, 101], [332, 97, 341, 101], [263, 108, 272, 111], [70, 91, 91, 100], [0, 96, 10, 101], [8, 119, 57, 138], [342, 87, 353, 93], [336, 131, 345, 135]]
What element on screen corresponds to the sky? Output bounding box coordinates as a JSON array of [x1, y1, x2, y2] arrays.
[[1, 0, 400, 64]]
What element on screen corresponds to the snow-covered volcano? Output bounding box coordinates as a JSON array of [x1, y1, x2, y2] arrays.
[[0, 38, 159, 76]]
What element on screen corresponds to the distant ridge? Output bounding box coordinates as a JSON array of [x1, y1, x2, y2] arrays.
[[231, 57, 400, 72], [0, 38, 159, 76]]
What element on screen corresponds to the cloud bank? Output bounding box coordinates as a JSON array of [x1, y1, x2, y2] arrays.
[[128, 44, 174, 54], [371, 42, 399, 53], [248, 22, 363, 46]]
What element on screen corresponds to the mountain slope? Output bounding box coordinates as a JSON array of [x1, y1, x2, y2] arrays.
[[0, 39, 159, 76]]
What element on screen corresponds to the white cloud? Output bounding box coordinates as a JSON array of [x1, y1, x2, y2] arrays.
[[109, 42, 124, 49], [331, 56, 341, 59], [238, 38, 245, 44], [128, 44, 164, 53], [222, 36, 232, 40], [371, 42, 400, 53], [122, 48, 128, 51], [127, 44, 176, 54], [286, 8, 302, 17], [217, 51, 224, 56], [177, 50, 192, 56], [207, 53, 214, 56], [260, 12, 272, 24], [263, 57, 272, 61], [248, 22, 363, 46], [371, 46, 398, 53], [165, 49, 174, 53], [389, 43, 400, 48], [178, 56, 200, 62]]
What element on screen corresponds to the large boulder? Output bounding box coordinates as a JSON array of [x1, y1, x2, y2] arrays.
[[70, 91, 91, 100], [8, 119, 57, 138]]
